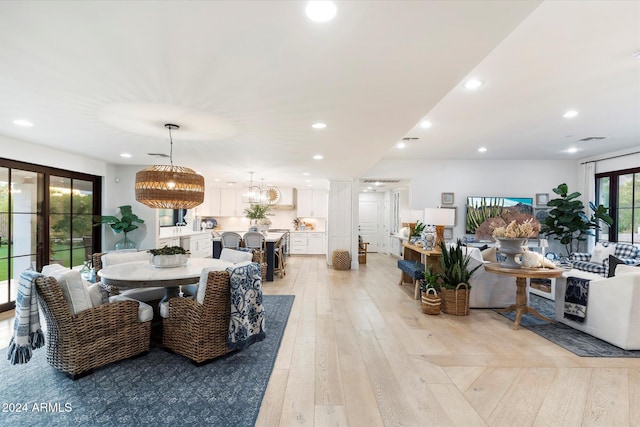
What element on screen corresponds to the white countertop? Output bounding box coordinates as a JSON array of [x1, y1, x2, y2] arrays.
[[158, 230, 214, 238]]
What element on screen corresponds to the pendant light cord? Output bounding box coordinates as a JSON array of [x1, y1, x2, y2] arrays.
[[168, 126, 174, 167]]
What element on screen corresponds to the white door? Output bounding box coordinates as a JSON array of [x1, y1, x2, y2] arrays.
[[359, 200, 380, 252]]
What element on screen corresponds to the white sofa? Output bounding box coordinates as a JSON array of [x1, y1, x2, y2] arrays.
[[554, 267, 640, 350], [462, 247, 517, 308]]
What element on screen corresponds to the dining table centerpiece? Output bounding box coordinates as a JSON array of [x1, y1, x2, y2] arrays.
[[148, 246, 190, 268], [492, 219, 537, 269]]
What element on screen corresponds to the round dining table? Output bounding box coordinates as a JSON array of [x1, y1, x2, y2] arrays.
[[98, 257, 235, 302]]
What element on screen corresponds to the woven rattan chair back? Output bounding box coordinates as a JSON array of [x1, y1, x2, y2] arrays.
[[162, 270, 233, 365], [35, 275, 151, 379], [221, 232, 242, 249], [243, 232, 266, 262]]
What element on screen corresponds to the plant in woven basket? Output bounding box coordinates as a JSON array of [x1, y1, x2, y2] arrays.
[[420, 265, 440, 293], [438, 239, 482, 290]]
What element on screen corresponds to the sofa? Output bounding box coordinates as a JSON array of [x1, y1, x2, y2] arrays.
[[554, 265, 640, 350], [461, 246, 517, 308], [570, 242, 640, 277]]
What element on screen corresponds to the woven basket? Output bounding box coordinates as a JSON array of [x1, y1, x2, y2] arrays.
[[332, 250, 351, 270], [441, 283, 470, 316], [421, 288, 441, 315]]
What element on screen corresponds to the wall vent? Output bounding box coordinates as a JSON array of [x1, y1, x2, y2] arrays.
[[362, 179, 401, 183], [578, 136, 607, 142], [147, 153, 170, 158]]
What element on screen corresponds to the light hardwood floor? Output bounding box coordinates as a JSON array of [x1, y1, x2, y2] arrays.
[[2, 254, 638, 426]]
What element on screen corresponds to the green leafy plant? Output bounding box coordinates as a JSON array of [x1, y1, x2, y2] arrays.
[[438, 239, 482, 290], [420, 265, 440, 293], [243, 203, 271, 220], [148, 246, 189, 255], [412, 220, 426, 237], [93, 205, 144, 234], [540, 183, 613, 256]]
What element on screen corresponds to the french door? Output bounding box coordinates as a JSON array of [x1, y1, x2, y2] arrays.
[[0, 159, 101, 312]]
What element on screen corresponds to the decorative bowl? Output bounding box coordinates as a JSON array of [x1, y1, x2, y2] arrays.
[[149, 254, 189, 268]]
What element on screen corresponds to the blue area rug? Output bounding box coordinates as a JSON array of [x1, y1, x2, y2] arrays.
[[499, 294, 640, 358], [0, 294, 294, 426]]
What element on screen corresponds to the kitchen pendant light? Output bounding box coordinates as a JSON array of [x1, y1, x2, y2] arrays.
[[135, 124, 205, 209], [242, 171, 262, 204]]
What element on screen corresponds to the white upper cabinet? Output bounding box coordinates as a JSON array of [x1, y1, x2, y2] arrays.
[[297, 189, 328, 218]]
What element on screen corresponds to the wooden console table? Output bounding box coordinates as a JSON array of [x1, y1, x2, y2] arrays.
[[401, 243, 442, 298], [484, 263, 563, 329]]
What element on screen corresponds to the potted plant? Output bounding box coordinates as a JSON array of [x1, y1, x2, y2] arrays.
[[420, 266, 441, 315], [93, 205, 144, 250], [438, 239, 482, 315], [244, 203, 272, 232], [147, 245, 190, 268], [540, 183, 613, 256]]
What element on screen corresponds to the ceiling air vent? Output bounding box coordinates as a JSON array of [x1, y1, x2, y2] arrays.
[[147, 153, 170, 158], [362, 179, 401, 184], [401, 137, 419, 141], [578, 137, 607, 142]]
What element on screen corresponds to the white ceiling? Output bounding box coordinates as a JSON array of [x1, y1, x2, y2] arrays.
[[0, 1, 638, 191]]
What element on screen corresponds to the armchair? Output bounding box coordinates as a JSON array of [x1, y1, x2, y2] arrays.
[[570, 242, 640, 276], [36, 275, 151, 379]]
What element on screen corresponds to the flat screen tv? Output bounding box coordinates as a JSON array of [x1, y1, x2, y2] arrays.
[[466, 196, 534, 236]]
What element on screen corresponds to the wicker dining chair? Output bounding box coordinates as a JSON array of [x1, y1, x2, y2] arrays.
[[220, 232, 242, 250], [162, 270, 233, 365], [35, 275, 151, 379]]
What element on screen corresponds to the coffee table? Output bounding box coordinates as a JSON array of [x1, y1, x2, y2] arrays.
[[484, 263, 563, 329]]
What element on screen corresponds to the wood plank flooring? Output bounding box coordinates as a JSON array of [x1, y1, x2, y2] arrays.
[[1, 253, 638, 426]]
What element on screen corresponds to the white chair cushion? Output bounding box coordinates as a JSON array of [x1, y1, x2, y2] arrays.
[[87, 283, 105, 307], [219, 248, 253, 264], [108, 295, 154, 322], [101, 250, 149, 267], [117, 287, 166, 302], [616, 264, 640, 276], [159, 301, 170, 319], [46, 269, 93, 315], [41, 263, 67, 276], [590, 242, 616, 264], [196, 266, 230, 304]]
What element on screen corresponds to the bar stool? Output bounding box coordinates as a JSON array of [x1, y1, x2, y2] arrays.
[[274, 240, 286, 278], [244, 232, 266, 262], [221, 232, 242, 250]]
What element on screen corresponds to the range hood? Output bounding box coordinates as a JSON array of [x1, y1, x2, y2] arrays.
[[270, 187, 296, 210]]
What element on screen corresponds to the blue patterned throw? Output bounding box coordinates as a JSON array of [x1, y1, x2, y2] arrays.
[[564, 276, 589, 323], [226, 262, 266, 350], [7, 270, 45, 364]]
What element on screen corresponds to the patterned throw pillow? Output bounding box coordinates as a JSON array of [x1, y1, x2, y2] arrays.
[[590, 243, 616, 264]]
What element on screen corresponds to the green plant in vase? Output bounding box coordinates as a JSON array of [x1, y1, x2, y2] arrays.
[[93, 205, 144, 250]]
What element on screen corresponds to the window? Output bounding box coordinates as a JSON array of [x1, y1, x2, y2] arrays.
[[0, 158, 101, 312], [596, 167, 640, 244]]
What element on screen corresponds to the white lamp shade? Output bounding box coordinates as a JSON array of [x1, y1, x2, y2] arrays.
[[424, 208, 455, 226]]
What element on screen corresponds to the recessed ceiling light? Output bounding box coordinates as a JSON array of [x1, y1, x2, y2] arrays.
[[313, 154, 324, 160], [464, 79, 482, 90], [420, 120, 432, 129], [362, 189, 368, 192], [396, 142, 406, 149], [367, 187, 373, 190], [302, 172, 310, 176], [305, 1, 337, 22], [566, 147, 578, 153], [306, 184, 313, 187], [478, 147, 487, 153], [563, 110, 579, 118], [120, 153, 132, 158], [13, 119, 33, 127], [374, 181, 381, 186], [214, 178, 221, 182], [311, 122, 327, 129]]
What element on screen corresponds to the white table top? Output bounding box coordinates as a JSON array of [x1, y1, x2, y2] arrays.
[[98, 257, 234, 288]]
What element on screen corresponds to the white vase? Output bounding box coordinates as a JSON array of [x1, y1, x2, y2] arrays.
[[496, 238, 528, 269]]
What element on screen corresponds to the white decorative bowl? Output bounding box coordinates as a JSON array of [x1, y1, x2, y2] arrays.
[[149, 254, 189, 268]]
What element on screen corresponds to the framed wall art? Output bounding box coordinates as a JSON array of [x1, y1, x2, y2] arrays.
[[441, 192, 454, 205], [536, 193, 549, 206]]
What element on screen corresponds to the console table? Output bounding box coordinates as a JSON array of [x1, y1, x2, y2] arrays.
[[484, 263, 563, 329], [401, 243, 442, 298]]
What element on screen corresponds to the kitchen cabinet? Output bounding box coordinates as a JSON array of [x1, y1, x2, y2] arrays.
[[180, 232, 213, 258], [290, 232, 326, 255], [220, 188, 247, 217], [198, 187, 221, 216], [157, 236, 180, 249], [296, 190, 328, 218]]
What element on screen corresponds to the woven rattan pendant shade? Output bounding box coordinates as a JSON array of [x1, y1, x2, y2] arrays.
[[135, 165, 204, 209], [134, 123, 205, 209]]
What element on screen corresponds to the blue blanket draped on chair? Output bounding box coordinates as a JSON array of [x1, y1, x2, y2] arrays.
[[7, 270, 45, 364], [226, 263, 266, 350], [564, 276, 590, 323]]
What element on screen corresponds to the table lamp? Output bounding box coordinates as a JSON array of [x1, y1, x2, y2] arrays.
[[424, 208, 456, 251]]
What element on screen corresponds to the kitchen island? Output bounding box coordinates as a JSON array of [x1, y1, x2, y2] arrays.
[[212, 231, 287, 282]]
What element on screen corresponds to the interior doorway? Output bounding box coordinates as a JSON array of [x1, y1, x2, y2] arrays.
[[359, 199, 381, 253]]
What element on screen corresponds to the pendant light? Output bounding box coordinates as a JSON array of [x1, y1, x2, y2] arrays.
[[135, 123, 205, 209]]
